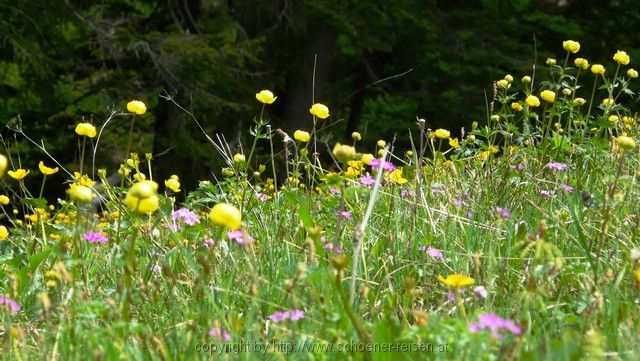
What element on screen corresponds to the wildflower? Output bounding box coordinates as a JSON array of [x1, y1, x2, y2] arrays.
[[521, 75, 531, 84], [8, 169, 29, 181], [256, 192, 268, 202], [420, 246, 444, 261], [525, 95, 540, 107], [377, 140, 386, 147], [127, 100, 147, 115], [75, 123, 97, 138], [540, 90, 556, 103], [209, 327, 231, 341], [83, 231, 108, 245], [545, 162, 568, 171], [562, 40, 580, 53], [504, 74, 514, 83], [332, 143, 356, 163], [67, 184, 95, 203], [164, 175, 180, 193], [401, 189, 413, 198], [573, 98, 586, 106], [495, 206, 511, 219], [293, 130, 310, 142], [369, 158, 395, 172], [38, 161, 59, 175], [227, 230, 254, 245], [309, 103, 330, 119], [574, 58, 589, 70], [438, 274, 475, 288], [602, 98, 615, 107], [434, 128, 450, 139], [560, 185, 574, 192], [0, 226, 8, 240], [591, 64, 605, 75], [268, 310, 305, 322], [351, 132, 362, 141], [389, 168, 408, 184], [0, 296, 20, 314], [0, 154, 7, 176], [203, 239, 215, 246], [473, 286, 488, 299], [171, 208, 199, 226], [449, 137, 460, 148], [329, 187, 340, 195], [209, 203, 242, 230], [125, 180, 160, 214], [496, 79, 509, 89], [631, 248, 640, 261], [359, 174, 374, 186], [511, 102, 523, 111], [255, 90, 277, 104], [510, 163, 525, 170], [613, 50, 630, 65], [335, 210, 353, 221], [539, 189, 556, 197], [628, 68, 639, 78], [0, 195, 9, 205], [73, 172, 96, 187], [615, 135, 636, 151], [289, 309, 306, 321], [468, 313, 521, 339]]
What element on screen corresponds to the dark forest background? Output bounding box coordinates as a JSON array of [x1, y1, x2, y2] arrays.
[[1, 0, 639, 196]]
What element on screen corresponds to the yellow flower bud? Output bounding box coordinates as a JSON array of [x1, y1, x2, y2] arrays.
[[574, 58, 589, 70], [309, 103, 330, 119], [377, 140, 386, 147], [332, 143, 356, 163], [67, 184, 95, 203], [255, 90, 277, 104], [562, 88, 572, 96], [165, 176, 180, 193], [208, 203, 242, 230], [125, 181, 159, 214], [613, 50, 630, 65], [75, 123, 97, 138], [591, 64, 605, 75], [540, 90, 556, 103], [0, 154, 7, 177], [546, 58, 557, 66], [293, 130, 310, 142], [233, 153, 246, 163], [434, 129, 450, 139], [521, 76, 531, 84], [0, 195, 9, 205], [602, 98, 615, 107], [351, 132, 362, 141], [127, 100, 147, 115], [496, 79, 509, 89], [504, 74, 514, 83], [490, 115, 500, 122], [511, 102, 523, 111], [615, 135, 636, 151], [525, 95, 541, 107], [562, 40, 580, 53], [0, 225, 8, 240], [573, 97, 586, 106], [628, 68, 638, 78]]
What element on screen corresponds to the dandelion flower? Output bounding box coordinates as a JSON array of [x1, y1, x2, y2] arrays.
[[209, 203, 242, 230], [309, 103, 330, 119], [255, 90, 277, 104], [438, 274, 475, 288], [75, 123, 97, 138], [127, 100, 147, 115], [389, 168, 408, 184], [38, 161, 59, 175]]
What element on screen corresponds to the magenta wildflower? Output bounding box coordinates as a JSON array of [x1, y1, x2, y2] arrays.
[[539, 189, 556, 197], [268, 309, 305, 323], [473, 286, 488, 299], [431, 188, 445, 195], [453, 198, 467, 207], [369, 158, 396, 172], [209, 327, 231, 341], [509, 163, 525, 170], [495, 206, 511, 219], [329, 187, 340, 195], [545, 162, 568, 171], [171, 207, 200, 226], [359, 174, 375, 186], [420, 246, 444, 261], [468, 313, 521, 339], [401, 189, 412, 198], [323, 243, 334, 250], [289, 309, 306, 321], [83, 231, 108, 245], [203, 238, 215, 246], [335, 210, 353, 221], [447, 288, 466, 302], [560, 185, 574, 192], [334, 246, 344, 254], [0, 296, 20, 314], [227, 230, 254, 245], [255, 192, 268, 202]]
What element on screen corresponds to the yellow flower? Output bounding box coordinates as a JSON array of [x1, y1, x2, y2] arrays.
[[613, 50, 630, 65], [8, 169, 29, 181], [38, 161, 59, 175], [361, 153, 374, 165], [437, 274, 475, 288], [73, 172, 96, 187], [608, 115, 620, 124], [67, 184, 95, 203], [0, 154, 7, 177], [0, 225, 8, 240], [573, 97, 586, 106], [75, 123, 96, 138], [388, 168, 408, 184], [628, 68, 638, 78], [434, 129, 450, 139], [165, 175, 180, 193], [521, 75, 531, 84], [233, 153, 245, 163], [309, 103, 330, 119], [511, 102, 523, 111], [496, 79, 509, 89], [377, 140, 386, 147], [634, 268, 640, 287], [293, 130, 310, 142], [332, 143, 356, 163], [449, 137, 459, 148], [208, 203, 242, 230], [504, 74, 514, 83], [525, 95, 540, 107], [591, 64, 605, 75], [351, 132, 362, 141], [540, 90, 556, 103], [615, 135, 636, 151], [562, 40, 580, 53], [255, 90, 277, 104], [0, 195, 9, 205], [125, 180, 159, 214], [546, 58, 556, 65], [602, 98, 615, 107], [574, 58, 589, 70], [127, 100, 147, 115]]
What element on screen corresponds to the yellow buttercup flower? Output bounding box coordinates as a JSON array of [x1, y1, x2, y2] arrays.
[[332, 143, 356, 163], [0, 195, 9, 205], [8, 169, 29, 181], [0, 154, 7, 177], [165, 175, 180, 193], [437, 274, 475, 288], [0, 225, 8, 240], [434, 129, 450, 139], [511, 102, 523, 111], [562, 40, 580, 53], [38, 161, 59, 175], [208, 203, 242, 230], [525, 95, 540, 107], [613, 50, 630, 65], [255, 90, 277, 104], [127, 100, 147, 115], [388, 168, 408, 184], [627, 68, 638, 78], [309, 103, 330, 119], [574, 58, 589, 70], [67, 184, 95, 203], [449, 137, 459, 149], [540, 90, 556, 103], [293, 130, 310, 142], [615, 135, 636, 151], [75, 123, 97, 138], [602, 98, 615, 107], [591, 64, 605, 75], [125, 180, 160, 214]]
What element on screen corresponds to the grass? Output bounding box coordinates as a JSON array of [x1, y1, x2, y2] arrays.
[[1, 42, 640, 360]]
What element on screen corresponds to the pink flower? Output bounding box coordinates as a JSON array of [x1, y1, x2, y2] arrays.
[[369, 159, 396, 172], [468, 313, 521, 339], [420, 246, 444, 261], [495, 207, 511, 219], [473, 286, 488, 299], [0, 296, 20, 314], [545, 162, 568, 171], [268, 309, 306, 322], [83, 231, 108, 245], [359, 174, 375, 186], [227, 230, 254, 245], [335, 210, 353, 221], [171, 207, 200, 226], [209, 327, 231, 341]]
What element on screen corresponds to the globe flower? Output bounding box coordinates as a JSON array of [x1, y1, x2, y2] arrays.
[[388, 168, 408, 184], [233, 153, 246, 163], [615, 135, 636, 151], [449, 137, 459, 148], [361, 153, 374, 165], [0, 154, 7, 177], [438, 274, 475, 288], [67, 184, 95, 203], [613, 50, 630, 65], [255, 90, 277, 104], [309, 103, 330, 119], [511, 102, 523, 111], [165, 175, 180, 193], [377, 140, 386, 147], [591, 64, 605, 75], [434, 129, 450, 139], [602, 98, 615, 107], [574, 58, 589, 70], [628, 68, 638, 78], [332, 143, 356, 163], [75, 123, 97, 138], [546, 58, 556, 66], [125, 180, 160, 214], [540, 90, 556, 103], [573, 98, 586, 106], [562, 40, 580, 53], [8, 169, 29, 181], [0, 195, 9, 205], [521, 76, 531, 84], [525, 95, 540, 107], [208, 203, 242, 230], [504, 74, 514, 83], [293, 130, 310, 142], [0, 225, 8, 240], [496, 79, 509, 89], [38, 161, 59, 175], [127, 100, 147, 115], [351, 132, 362, 141]]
